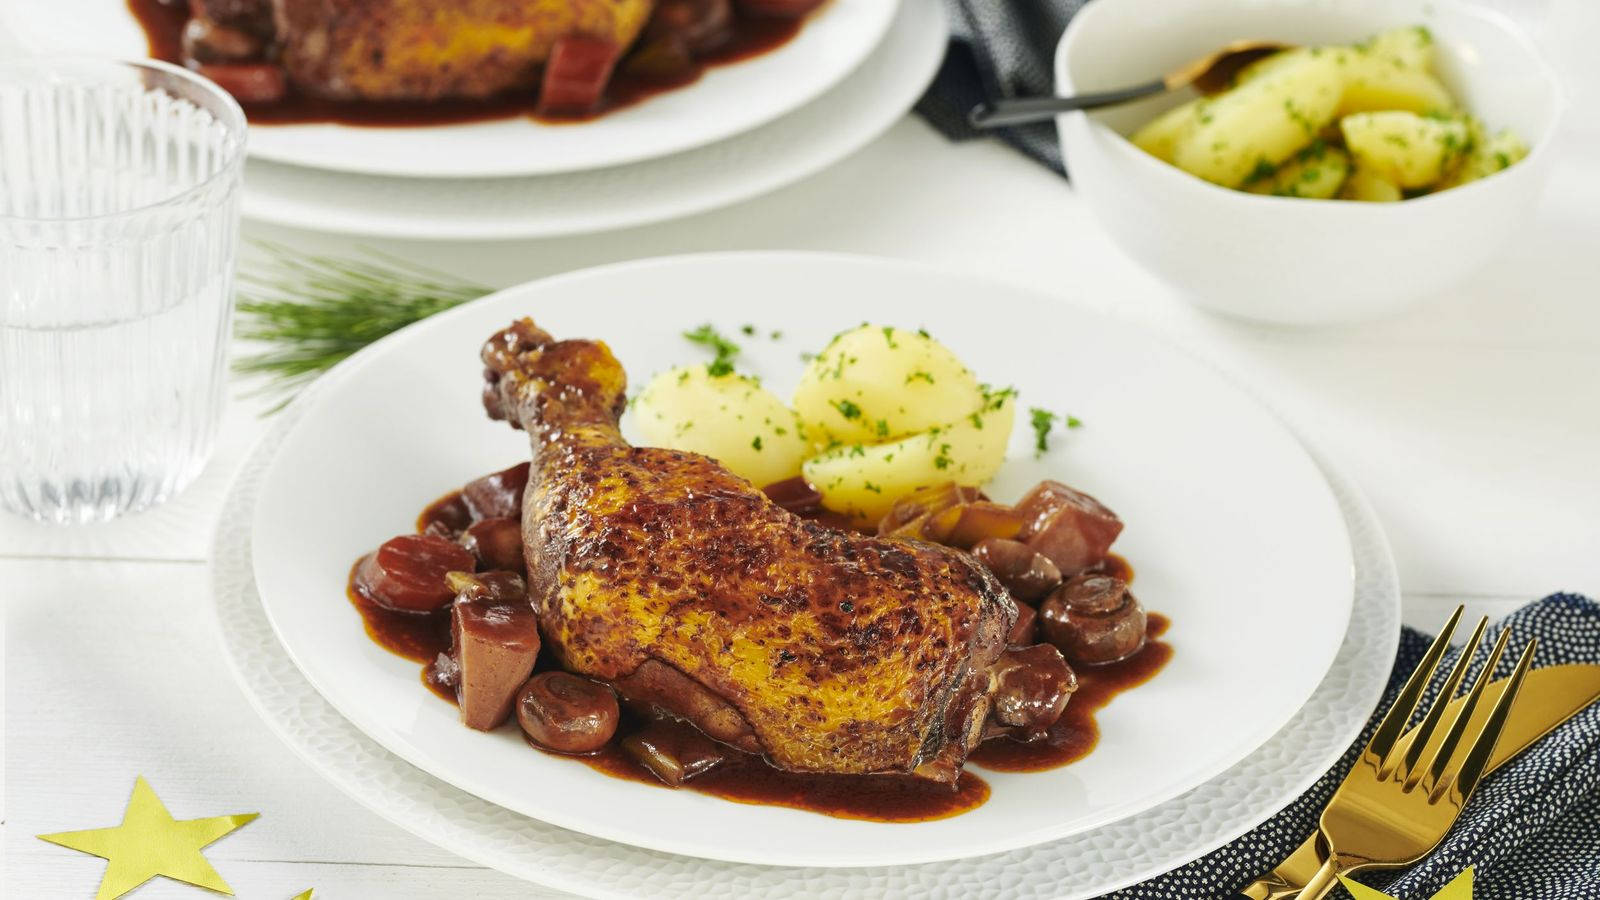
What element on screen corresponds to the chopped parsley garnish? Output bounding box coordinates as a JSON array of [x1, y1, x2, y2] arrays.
[[1029, 407, 1058, 455], [683, 324, 741, 377], [751, 436, 763, 451], [933, 443, 953, 470], [905, 369, 935, 385], [916, 327, 931, 339], [1031, 408, 1082, 455], [832, 399, 862, 420], [863, 481, 883, 494], [882, 326, 899, 348], [740, 324, 756, 336], [875, 418, 890, 437], [978, 384, 1017, 411], [770, 330, 783, 340], [1244, 158, 1277, 185]]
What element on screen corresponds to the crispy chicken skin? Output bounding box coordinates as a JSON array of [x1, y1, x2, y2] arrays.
[[273, 0, 653, 100], [481, 319, 1015, 780]]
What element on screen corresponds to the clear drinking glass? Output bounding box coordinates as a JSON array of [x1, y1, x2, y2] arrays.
[[0, 58, 246, 523]]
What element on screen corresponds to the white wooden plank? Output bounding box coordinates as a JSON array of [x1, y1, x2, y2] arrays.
[[1, 559, 514, 874]]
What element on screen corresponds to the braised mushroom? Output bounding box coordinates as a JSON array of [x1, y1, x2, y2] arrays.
[[972, 537, 1062, 601], [988, 643, 1077, 739], [1038, 574, 1147, 666], [517, 672, 620, 754]]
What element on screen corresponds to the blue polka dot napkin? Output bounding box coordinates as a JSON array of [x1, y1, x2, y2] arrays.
[[915, 0, 1088, 175], [1100, 593, 1600, 899]]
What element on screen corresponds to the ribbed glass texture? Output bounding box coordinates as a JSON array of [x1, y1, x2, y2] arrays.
[[0, 58, 246, 523]]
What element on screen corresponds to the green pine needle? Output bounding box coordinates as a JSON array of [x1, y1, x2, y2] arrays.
[[233, 242, 491, 411]]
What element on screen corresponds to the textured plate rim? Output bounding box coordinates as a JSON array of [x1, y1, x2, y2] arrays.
[[235, 0, 947, 240], [210, 253, 1399, 897]]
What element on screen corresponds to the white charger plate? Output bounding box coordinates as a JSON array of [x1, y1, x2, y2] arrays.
[[245, 253, 1359, 868], [1, 0, 896, 178], [230, 0, 945, 239]]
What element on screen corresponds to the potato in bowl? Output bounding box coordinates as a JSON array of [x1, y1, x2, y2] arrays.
[[1054, 0, 1565, 325], [1129, 26, 1529, 201]]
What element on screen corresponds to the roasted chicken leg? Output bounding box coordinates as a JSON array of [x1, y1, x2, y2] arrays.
[[481, 319, 1016, 780]]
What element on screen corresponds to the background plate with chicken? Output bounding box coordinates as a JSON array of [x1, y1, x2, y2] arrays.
[[1, 0, 896, 178], [249, 252, 1356, 867]]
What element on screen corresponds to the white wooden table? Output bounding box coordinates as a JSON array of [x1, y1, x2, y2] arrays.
[[6, 88, 1599, 897]]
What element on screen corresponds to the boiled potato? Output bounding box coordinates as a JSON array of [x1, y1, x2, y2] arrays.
[[793, 324, 981, 447], [1438, 128, 1529, 188], [1339, 164, 1403, 202], [1341, 111, 1470, 188], [1169, 53, 1343, 187], [1363, 25, 1436, 71], [1246, 142, 1351, 198], [634, 365, 808, 488], [1336, 56, 1455, 118], [1130, 25, 1526, 200], [1131, 97, 1208, 163], [1234, 46, 1318, 85], [802, 393, 1016, 521]]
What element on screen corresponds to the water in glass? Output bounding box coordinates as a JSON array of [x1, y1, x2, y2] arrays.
[[0, 59, 246, 523]]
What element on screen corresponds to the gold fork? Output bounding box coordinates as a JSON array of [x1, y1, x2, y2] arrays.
[[1300, 607, 1539, 898]]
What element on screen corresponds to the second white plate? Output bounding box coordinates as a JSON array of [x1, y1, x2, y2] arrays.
[[4, 0, 897, 178], [246, 253, 1358, 868], [232, 0, 946, 239]]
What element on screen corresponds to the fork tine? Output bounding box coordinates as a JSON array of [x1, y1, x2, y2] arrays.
[[1424, 627, 1511, 796], [1396, 616, 1488, 786], [1366, 606, 1463, 763], [1436, 637, 1539, 804]]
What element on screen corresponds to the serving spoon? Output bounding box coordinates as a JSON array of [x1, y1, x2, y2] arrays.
[[967, 39, 1291, 130]]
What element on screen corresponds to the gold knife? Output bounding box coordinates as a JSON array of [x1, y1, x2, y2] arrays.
[[1237, 663, 1600, 899]]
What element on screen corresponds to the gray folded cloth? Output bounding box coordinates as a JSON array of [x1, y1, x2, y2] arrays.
[[914, 0, 1087, 175], [1102, 593, 1600, 899]]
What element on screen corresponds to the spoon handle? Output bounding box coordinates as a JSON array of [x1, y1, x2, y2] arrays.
[[967, 80, 1166, 129]]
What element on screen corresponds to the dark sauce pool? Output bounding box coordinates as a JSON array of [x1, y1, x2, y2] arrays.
[[349, 483, 1172, 822], [127, 0, 803, 127]]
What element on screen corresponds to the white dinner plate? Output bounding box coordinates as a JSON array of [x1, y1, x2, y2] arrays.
[[246, 253, 1358, 868], [231, 0, 946, 239], [2, 0, 896, 178], [213, 322, 1398, 897]]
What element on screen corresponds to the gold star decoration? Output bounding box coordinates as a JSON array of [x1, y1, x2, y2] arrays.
[[37, 776, 259, 900], [1341, 867, 1475, 900]]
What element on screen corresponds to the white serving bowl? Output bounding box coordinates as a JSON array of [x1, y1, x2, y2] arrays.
[[1055, 0, 1566, 326]]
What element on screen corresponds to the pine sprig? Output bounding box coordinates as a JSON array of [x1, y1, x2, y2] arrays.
[[233, 242, 491, 410]]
